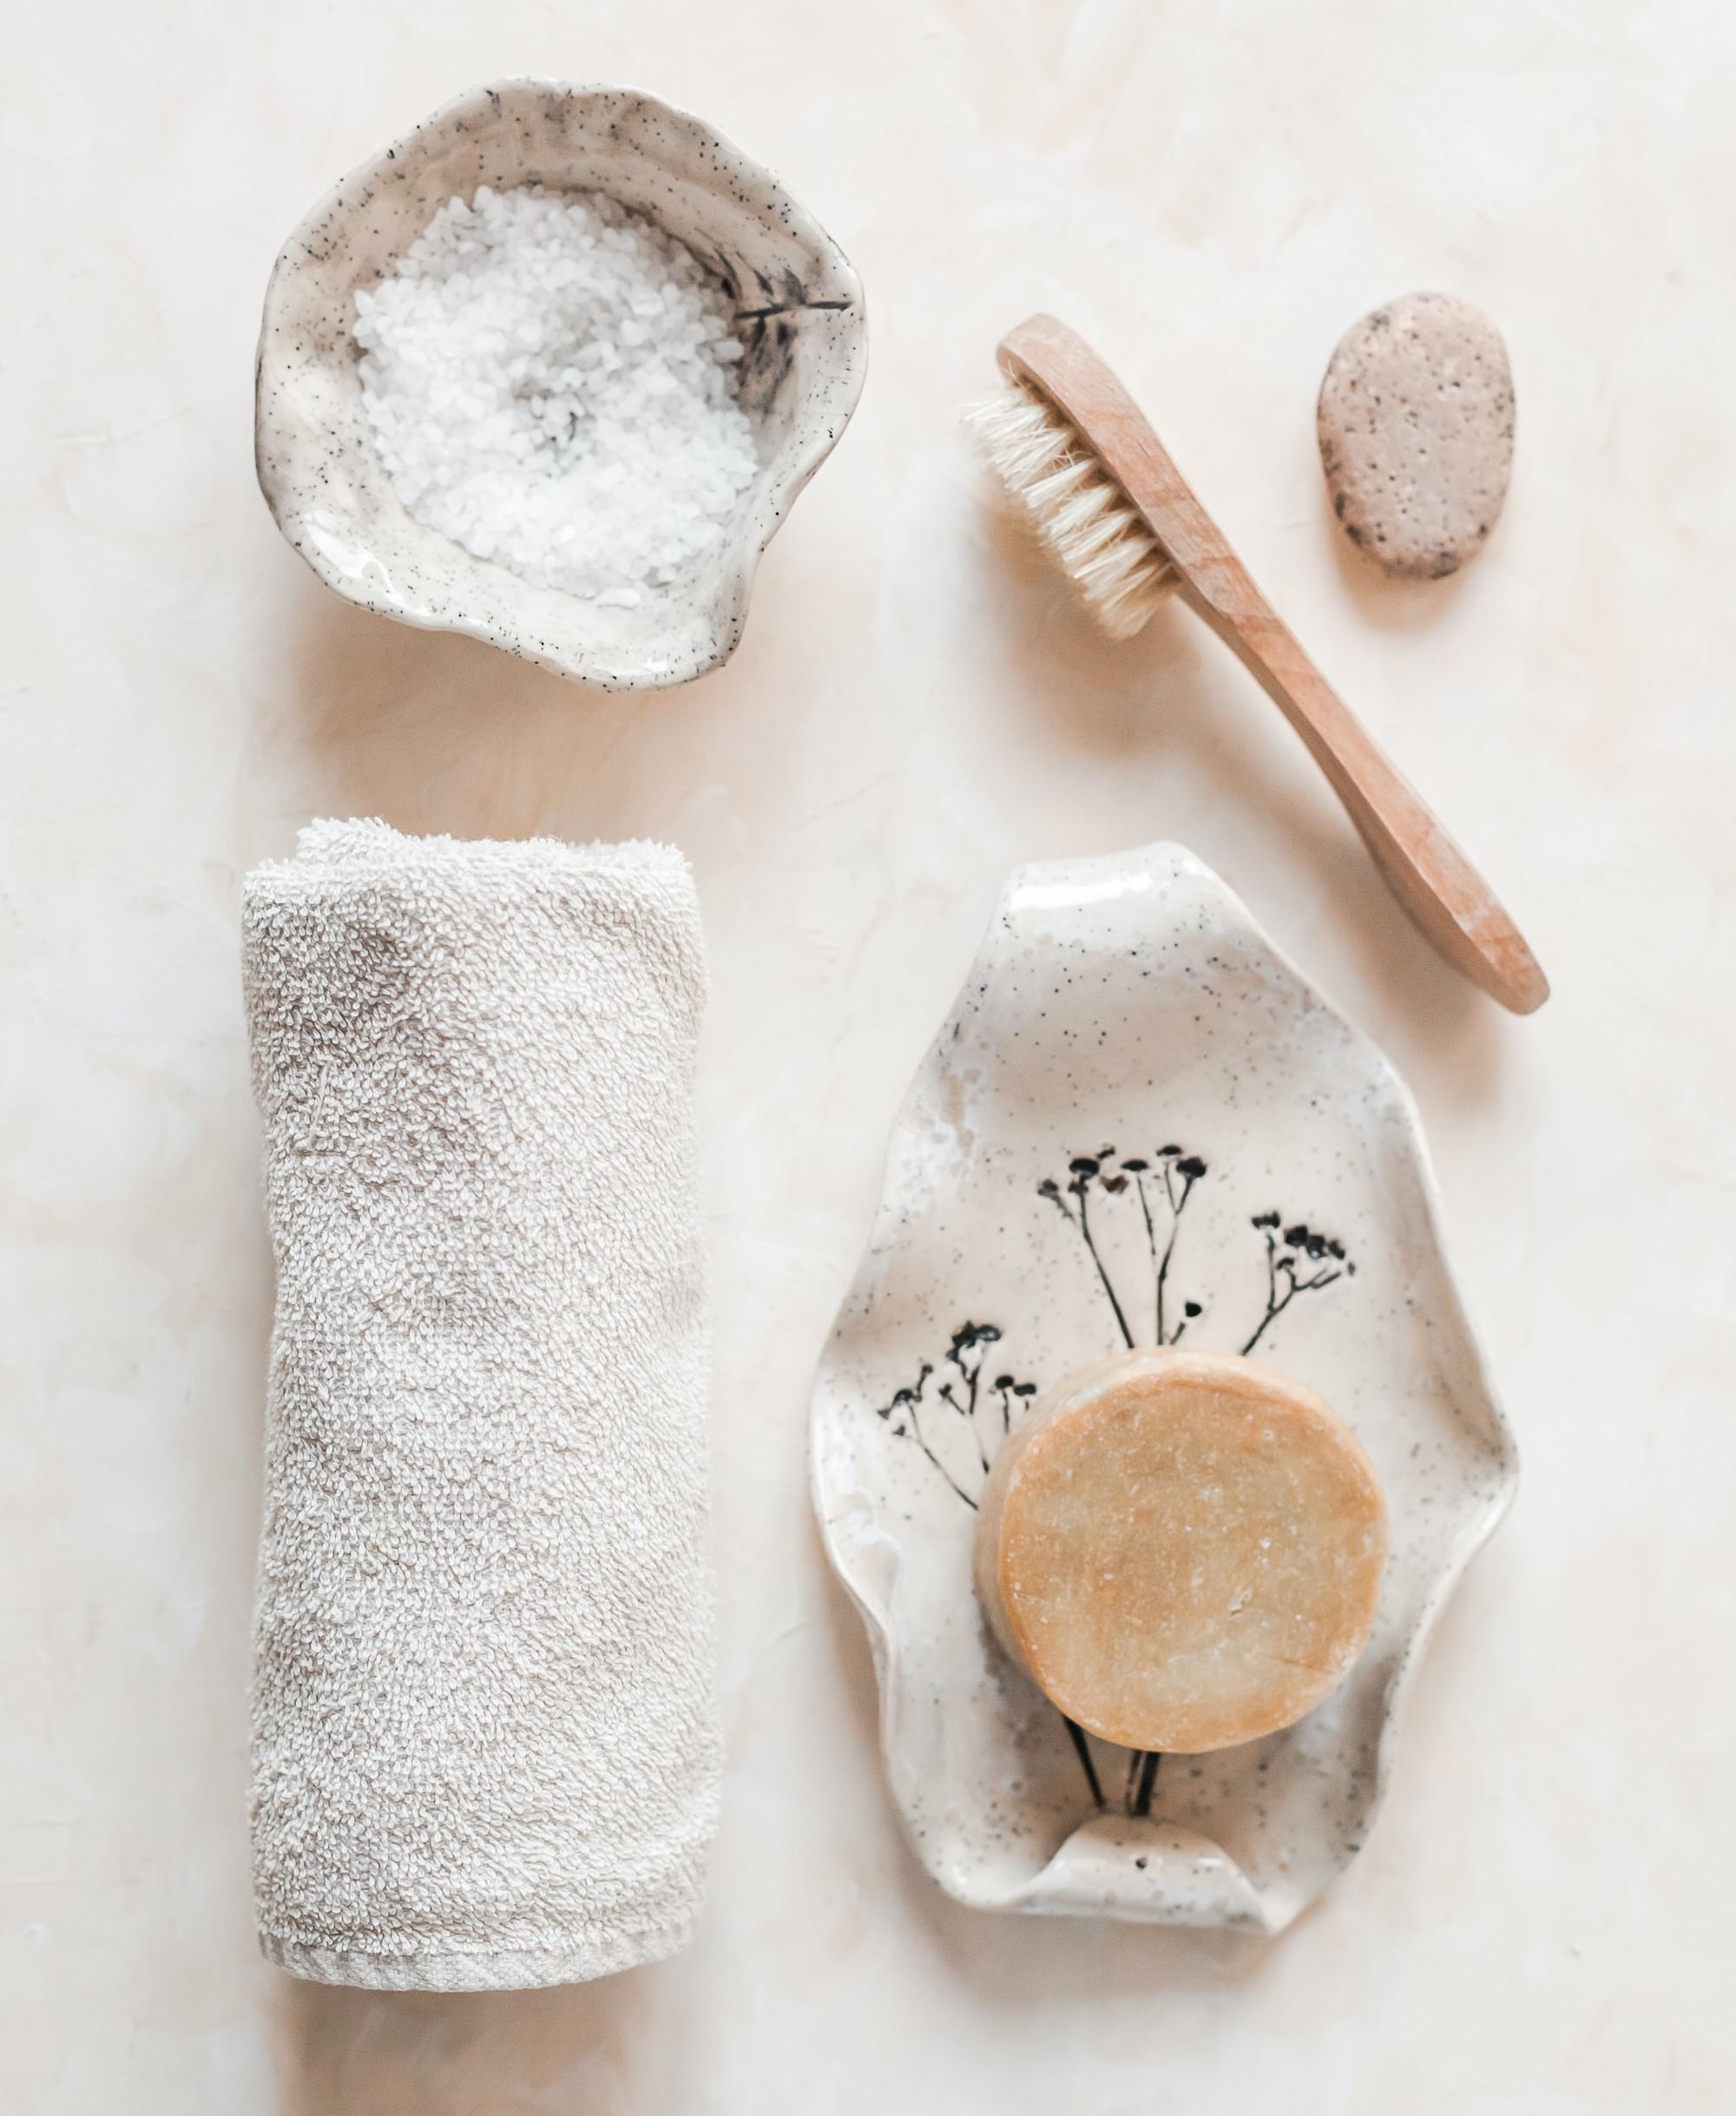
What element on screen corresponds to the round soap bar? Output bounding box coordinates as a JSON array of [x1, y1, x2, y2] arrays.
[[1317, 290, 1515, 579], [973, 1350, 1387, 1753]]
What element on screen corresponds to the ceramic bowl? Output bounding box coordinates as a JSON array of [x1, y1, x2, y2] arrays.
[[810, 842, 1518, 1933], [255, 80, 867, 691]]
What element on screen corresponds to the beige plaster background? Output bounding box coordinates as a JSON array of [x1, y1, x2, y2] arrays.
[[2, 2, 1731, 2108]]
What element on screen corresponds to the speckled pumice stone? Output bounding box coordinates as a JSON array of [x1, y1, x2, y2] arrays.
[[1317, 290, 1515, 579]]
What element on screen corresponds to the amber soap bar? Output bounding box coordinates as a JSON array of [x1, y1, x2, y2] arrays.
[[974, 1349, 1388, 1754]]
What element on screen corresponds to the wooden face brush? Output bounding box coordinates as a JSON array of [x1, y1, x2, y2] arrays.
[[969, 313, 1549, 1015]]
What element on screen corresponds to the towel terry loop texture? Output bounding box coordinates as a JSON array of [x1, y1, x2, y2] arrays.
[[241, 818, 719, 1990]]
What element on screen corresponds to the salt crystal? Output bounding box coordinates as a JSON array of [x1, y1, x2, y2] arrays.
[[353, 187, 759, 601]]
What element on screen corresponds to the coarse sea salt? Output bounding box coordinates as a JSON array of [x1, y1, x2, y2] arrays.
[[353, 187, 758, 605]]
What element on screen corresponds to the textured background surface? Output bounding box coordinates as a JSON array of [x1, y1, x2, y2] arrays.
[[2, 3, 1730, 2109]]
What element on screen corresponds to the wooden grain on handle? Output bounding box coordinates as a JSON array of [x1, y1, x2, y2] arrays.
[[998, 315, 1549, 1015]]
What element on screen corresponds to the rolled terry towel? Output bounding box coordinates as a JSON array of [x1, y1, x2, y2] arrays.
[[241, 818, 718, 1991]]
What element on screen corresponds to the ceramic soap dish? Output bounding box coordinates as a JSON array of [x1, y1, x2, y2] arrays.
[[810, 843, 1517, 1934]]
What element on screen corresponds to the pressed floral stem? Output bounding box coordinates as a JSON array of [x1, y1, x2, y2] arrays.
[[1064, 1718, 1105, 1809], [904, 1399, 978, 1508], [1241, 1234, 1342, 1356], [941, 1378, 992, 1476], [1133, 1174, 1161, 1342], [1154, 1165, 1196, 1345], [1133, 1163, 1199, 1344], [964, 1359, 990, 1473], [1076, 1186, 1134, 1349]]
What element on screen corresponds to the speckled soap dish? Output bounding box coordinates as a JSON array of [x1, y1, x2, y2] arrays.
[[255, 78, 866, 691], [810, 843, 1517, 1934]]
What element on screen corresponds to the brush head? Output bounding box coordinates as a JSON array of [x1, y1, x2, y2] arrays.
[[967, 377, 1177, 641]]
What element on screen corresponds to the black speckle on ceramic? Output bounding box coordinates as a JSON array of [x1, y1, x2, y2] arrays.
[[254, 78, 868, 692], [810, 842, 1518, 1934]]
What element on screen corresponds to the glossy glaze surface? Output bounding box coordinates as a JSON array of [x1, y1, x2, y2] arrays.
[[812, 844, 1515, 1931]]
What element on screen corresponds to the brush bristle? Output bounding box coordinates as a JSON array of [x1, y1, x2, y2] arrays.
[[965, 379, 1176, 641]]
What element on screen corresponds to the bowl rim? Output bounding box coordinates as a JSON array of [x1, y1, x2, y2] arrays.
[[254, 76, 868, 692]]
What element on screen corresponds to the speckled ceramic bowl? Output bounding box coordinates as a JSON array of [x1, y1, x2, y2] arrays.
[[255, 79, 867, 691]]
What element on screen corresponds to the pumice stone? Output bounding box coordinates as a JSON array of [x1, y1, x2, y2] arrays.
[[1317, 290, 1515, 580]]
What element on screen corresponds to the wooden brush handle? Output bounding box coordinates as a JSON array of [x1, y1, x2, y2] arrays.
[[999, 315, 1549, 1015]]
